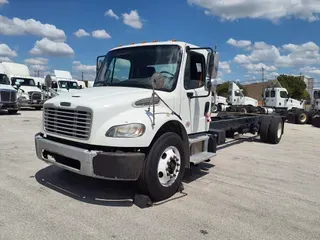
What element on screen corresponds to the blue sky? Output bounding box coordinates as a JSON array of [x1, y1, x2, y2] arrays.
[[1, 0, 320, 85]]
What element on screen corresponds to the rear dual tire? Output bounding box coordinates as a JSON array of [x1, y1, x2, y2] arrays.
[[259, 116, 283, 144]]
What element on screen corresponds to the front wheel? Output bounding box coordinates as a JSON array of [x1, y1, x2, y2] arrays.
[[34, 106, 42, 110], [8, 110, 18, 115], [138, 132, 186, 202], [211, 104, 218, 113]]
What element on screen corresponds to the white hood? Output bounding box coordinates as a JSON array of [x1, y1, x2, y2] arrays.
[[19, 85, 41, 93], [0, 84, 16, 91]]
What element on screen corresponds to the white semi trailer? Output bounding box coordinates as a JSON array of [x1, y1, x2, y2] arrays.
[[34, 40, 286, 202]]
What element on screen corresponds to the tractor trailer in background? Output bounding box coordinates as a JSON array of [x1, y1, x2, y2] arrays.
[[0, 63, 19, 114], [44, 70, 83, 99], [287, 88, 320, 127], [35, 40, 286, 202], [1, 62, 44, 110]]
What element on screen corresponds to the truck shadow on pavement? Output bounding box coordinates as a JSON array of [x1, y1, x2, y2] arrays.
[[35, 165, 136, 207], [35, 162, 217, 208]]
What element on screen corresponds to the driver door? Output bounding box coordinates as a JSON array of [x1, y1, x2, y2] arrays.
[[181, 50, 211, 134]]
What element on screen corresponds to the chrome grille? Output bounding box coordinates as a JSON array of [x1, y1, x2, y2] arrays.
[[29, 92, 42, 101], [0, 90, 16, 102], [44, 107, 92, 140]]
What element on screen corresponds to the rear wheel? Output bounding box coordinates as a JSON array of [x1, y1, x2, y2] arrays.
[[34, 106, 42, 110], [239, 107, 247, 114], [268, 116, 283, 144], [8, 110, 18, 115], [137, 132, 186, 202], [312, 115, 320, 128], [296, 110, 308, 124], [259, 116, 272, 143]]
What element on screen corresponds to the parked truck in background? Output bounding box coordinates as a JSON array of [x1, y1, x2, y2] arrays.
[[263, 85, 306, 122], [34, 40, 286, 202], [215, 82, 259, 113], [0, 64, 19, 114], [1, 62, 44, 110], [287, 88, 320, 127]]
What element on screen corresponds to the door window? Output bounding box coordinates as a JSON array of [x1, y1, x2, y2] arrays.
[[184, 51, 205, 90]]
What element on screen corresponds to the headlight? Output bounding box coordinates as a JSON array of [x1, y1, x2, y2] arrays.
[[105, 123, 145, 138]]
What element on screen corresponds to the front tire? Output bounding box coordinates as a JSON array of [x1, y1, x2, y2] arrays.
[[8, 110, 18, 115], [138, 132, 186, 202]]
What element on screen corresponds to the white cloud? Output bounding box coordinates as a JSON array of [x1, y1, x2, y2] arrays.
[[0, 15, 66, 41], [122, 10, 143, 29], [92, 29, 111, 39], [219, 61, 231, 73], [188, 0, 320, 22], [29, 64, 48, 72], [300, 66, 320, 75], [74, 29, 90, 38], [227, 38, 251, 49], [105, 9, 119, 20], [0, 43, 17, 58], [0, 0, 9, 7], [0, 56, 11, 62], [24, 57, 48, 65], [232, 39, 320, 73], [72, 61, 96, 74], [29, 38, 74, 57]]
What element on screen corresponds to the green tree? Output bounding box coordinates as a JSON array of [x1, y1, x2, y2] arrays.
[[277, 74, 310, 100], [216, 81, 248, 97], [216, 82, 229, 97]]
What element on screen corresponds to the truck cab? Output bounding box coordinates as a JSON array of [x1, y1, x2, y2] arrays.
[[0, 64, 19, 114], [1, 62, 44, 110], [227, 82, 258, 107], [45, 70, 82, 97], [312, 88, 320, 111], [263, 87, 305, 110]]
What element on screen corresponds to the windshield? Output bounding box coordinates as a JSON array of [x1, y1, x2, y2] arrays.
[[11, 77, 36, 86], [94, 45, 182, 91], [0, 74, 10, 85], [58, 81, 79, 89], [314, 90, 320, 100]]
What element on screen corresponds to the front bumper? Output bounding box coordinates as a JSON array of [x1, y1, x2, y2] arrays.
[[0, 102, 18, 110], [19, 99, 44, 107], [35, 133, 145, 181]]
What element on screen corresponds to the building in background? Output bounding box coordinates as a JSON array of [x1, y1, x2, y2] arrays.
[[242, 80, 277, 106], [302, 76, 314, 96]]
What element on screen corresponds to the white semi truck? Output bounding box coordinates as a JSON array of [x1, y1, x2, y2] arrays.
[[34, 40, 286, 202], [215, 82, 259, 113], [0, 64, 19, 114], [287, 88, 320, 126], [1, 62, 44, 110]]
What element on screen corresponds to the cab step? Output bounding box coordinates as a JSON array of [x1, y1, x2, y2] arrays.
[[189, 134, 209, 145], [190, 151, 216, 165]]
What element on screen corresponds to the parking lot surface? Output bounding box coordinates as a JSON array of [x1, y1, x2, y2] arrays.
[[1, 110, 320, 240]]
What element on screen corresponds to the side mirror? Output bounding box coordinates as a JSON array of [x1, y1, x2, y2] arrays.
[[79, 85, 83, 89], [66, 85, 70, 91], [207, 51, 219, 79], [205, 79, 212, 91]]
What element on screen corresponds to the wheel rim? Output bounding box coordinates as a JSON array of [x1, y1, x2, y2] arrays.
[[240, 108, 247, 114], [300, 113, 307, 123], [157, 146, 181, 187], [277, 122, 282, 139], [212, 105, 218, 113]]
